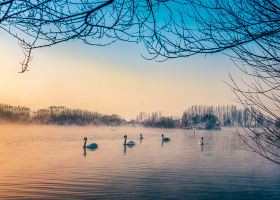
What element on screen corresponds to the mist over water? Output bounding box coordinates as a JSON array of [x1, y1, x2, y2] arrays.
[[0, 124, 279, 200]]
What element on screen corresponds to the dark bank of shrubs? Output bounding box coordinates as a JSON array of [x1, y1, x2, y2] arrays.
[[202, 114, 219, 130], [142, 116, 180, 128]]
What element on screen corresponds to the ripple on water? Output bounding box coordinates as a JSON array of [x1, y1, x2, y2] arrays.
[[0, 125, 279, 200]]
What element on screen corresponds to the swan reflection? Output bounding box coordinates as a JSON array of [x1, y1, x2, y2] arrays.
[[123, 141, 135, 154], [83, 146, 87, 157]]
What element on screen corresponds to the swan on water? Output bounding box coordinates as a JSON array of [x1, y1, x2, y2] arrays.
[[124, 135, 135, 146], [162, 134, 170, 142], [83, 137, 98, 149]]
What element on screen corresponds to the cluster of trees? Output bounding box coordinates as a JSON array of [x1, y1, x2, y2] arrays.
[[142, 116, 180, 129], [0, 104, 31, 122], [136, 105, 273, 130], [181, 112, 220, 130], [183, 105, 266, 128], [136, 110, 220, 130], [0, 104, 124, 126]]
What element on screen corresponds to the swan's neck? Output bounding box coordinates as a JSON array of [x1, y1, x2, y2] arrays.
[[83, 140, 87, 147]]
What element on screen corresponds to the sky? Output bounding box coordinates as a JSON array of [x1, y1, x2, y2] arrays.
[[0, 30, 239, 119]]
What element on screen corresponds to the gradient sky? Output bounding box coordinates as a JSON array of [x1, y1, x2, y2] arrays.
[[0, 30, 240, 119]]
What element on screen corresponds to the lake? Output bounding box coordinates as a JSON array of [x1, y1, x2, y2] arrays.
[[0, 124, 279, 200]]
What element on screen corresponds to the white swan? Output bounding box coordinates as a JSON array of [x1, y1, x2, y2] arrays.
[[199, 137, 204, 145], [83, 137, 98, 149], [162, 134, 170, 142], [124, 135, 135, 146]]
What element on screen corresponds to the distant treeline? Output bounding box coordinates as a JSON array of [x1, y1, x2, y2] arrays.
[[135, 105, 269, 130], [135, 112, 220, 130], [0, 104, 124, 126], [0, 104, 271, 129]]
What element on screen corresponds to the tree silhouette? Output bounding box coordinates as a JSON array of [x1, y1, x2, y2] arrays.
[[0, 0, 177, 72]]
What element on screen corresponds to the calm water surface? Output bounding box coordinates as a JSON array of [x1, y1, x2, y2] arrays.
[[0, 124, 279, 200]]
